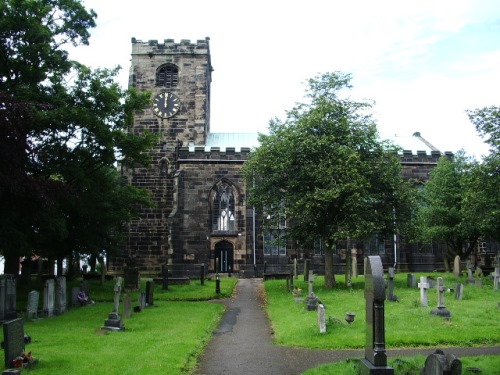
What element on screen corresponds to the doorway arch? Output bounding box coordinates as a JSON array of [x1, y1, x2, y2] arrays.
[[215, 240, 234, 273]]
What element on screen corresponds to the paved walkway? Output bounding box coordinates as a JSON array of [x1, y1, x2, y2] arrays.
[[196, 278, 500, 375]]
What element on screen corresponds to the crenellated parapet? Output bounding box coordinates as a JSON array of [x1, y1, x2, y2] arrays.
[[177, 146, 252, 162], [131, 37, 210, 55], [398, 150, 453, 182]]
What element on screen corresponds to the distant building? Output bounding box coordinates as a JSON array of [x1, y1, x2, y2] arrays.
[[108, 38, 454, 275]]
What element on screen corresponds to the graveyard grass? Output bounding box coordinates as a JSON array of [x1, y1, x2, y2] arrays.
[[3, 278, 237, 375], [266, 272, 500, 374], [265, 272, 500, 349]]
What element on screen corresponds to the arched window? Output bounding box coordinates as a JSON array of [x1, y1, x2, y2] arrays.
[[156, 64, 179, 88], [212, 183, 236, 232]]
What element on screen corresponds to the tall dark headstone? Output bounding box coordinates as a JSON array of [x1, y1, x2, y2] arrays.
[[359, 256, 394, 374], [145, 281, 154, 306], [303, 259, 310, 282], [124, 256, 140, 291], [55, 276, 67, 315], [3, 318, 24, 368], [0, 275, 18, 321]]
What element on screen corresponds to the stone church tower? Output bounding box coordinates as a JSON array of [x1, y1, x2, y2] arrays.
[[110, 37, 258, 275]]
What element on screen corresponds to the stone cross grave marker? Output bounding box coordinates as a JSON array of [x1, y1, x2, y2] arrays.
[[27, 291, 39, 319], [358, 256, 394, 375], [3, 318, 25, 368], [455, 283, 464, 300], [43, 278, 55, 317], [55, 276, 67, 315], [494, 266, 500, 291], [431, 277, 451, 318], [317, 304, 326, 334], [453, 255, 461, 277], [102, 277, 124, 331], [145, 280, 154, 306], [422, 349, 461, 375], [386, 267, 398, 302], [418, 276, 430, 307], [306, 271, 318, 311], [0, 275, 18, 321]]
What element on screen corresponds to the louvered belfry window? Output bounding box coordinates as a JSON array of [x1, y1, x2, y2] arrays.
[[157, 64, 179, 88]]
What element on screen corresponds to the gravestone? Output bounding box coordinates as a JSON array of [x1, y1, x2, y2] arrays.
[[466, 260, 475, 284], [123, 294, 132, 319], [454, 283, 464, 300], [26, 291, 39, 319], [3, 318, 25, 368], [306, 271, 319, 311], [358, 256, 394, 374], [386, 267, 398, 302], [145, 281, 154, 306], [418, 276, 430, 307], [431, 277, 451, 318], [55, 276, 67, 315], [474, 268, 483, 287], [0, 275, 18, 321], [138, 291, 147, 311], [317, 304, 326, 333], [200, 264, 205, 286], [421, 349, 461, 375], [352, 249, 358, 278], [452, 255, 461, 277], [294, 258, 298, 279], [102, 277, 124, 331], [304, 259, 310, 282], [407, 273, 417, 288], [43, 279, 55, 317], [494, 266, 500, 291]]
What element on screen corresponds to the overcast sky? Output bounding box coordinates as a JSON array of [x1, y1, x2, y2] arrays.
[[68, 0, 500, 159]]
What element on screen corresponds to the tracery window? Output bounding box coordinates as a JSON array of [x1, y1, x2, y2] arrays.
[[156, 64, 179, 88], [212, 183, 235, 232]]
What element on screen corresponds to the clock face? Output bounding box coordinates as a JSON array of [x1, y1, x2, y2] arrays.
[[152, 92, 180, 118]]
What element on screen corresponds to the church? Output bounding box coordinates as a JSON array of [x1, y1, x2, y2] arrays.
[[108, 37, 448, 276]]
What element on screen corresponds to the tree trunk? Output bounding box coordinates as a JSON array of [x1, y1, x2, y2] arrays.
[[324, 243, 336, 288]]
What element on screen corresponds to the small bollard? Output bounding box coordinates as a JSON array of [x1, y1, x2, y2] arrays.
[[216, 273, 221, 294]]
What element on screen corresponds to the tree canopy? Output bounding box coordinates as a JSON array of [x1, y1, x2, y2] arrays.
[[0, 0, 156, 275], [243, 72, 415, 287]]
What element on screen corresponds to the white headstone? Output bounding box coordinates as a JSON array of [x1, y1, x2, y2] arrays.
[[418, 276, 430, 307], [317, 304, 326, 333]]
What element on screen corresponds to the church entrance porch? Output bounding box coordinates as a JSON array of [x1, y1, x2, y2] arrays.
[[215, 241, 234, 273]]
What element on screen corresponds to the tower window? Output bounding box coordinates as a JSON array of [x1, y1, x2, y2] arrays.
[[156, 64, 179, 88]]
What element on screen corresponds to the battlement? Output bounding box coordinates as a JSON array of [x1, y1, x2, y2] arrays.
[[131, 37, 210, 55], [177, 146, 252, 162]]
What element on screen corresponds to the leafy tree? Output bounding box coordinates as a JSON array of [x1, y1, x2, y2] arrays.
[[416, 152, 481, 269], [244, 72, 414, 288], [464, 106, 500, 242], [0, 0, 156, 275]]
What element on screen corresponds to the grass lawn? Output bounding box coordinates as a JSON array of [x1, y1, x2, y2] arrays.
[[2, 277, 238, 375], [265, 271, 500, 374], [3, 272, 499, 374]]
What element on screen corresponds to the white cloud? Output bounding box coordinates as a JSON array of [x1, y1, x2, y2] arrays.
[[68, 0, 499, 158]]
